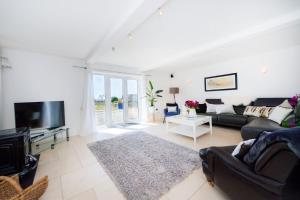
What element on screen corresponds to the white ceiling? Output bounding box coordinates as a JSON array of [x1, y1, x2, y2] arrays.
[[90, 0, 300, 70], [0, 0, 145, 59], [1, 0, 300, 71]]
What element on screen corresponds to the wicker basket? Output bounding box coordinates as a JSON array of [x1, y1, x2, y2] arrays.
[[0, 175, 48, 200]]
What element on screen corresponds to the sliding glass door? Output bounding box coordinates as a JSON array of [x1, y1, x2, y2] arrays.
[[93, 74, 140, 127]]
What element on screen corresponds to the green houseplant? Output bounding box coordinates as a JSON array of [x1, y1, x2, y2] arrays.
[[146, 81, 163, 117], [146, 80, 163, 107]]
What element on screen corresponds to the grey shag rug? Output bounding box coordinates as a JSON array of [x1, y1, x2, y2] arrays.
[[88, 132, 201, 200]]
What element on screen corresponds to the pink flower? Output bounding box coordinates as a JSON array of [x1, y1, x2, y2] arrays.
[[289, 94, 299, 108], [185, 100, 199, 109]]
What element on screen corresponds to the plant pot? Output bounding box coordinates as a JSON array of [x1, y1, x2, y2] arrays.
[[148, 106, 155, 113]]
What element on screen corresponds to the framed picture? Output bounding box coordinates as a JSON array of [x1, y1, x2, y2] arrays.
[[204, 73, 238, 92]]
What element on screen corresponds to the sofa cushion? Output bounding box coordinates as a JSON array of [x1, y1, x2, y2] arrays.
[[196, 103, 207, 114], [201, 112, 218, 123], [205, 99, 223, 104], [253, 98, 289, 107], [247, 116, 258, 123], [218, 114, 248, 126], [243, 106, 265, 117], [233, 105, 246, 115], [215, 104, 235, 114], [241, 118, 282, 140]]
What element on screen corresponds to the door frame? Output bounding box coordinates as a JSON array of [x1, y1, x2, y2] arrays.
[[93, 71, 142, 127]]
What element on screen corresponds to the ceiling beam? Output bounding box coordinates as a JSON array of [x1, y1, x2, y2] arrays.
[[86, 0, 168, 64]]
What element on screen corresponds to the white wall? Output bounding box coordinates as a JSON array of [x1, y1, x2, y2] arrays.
[[150, 45, 300, 117], [1, 48, 85, 135]]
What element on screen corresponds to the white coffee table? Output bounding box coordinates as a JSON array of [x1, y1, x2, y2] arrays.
[[166, 115, 212, 146]]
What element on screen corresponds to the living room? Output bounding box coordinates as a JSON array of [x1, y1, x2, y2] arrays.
[[0, 1, 300, 200]]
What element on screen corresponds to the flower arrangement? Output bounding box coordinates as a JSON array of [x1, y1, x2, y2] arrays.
[[185, 100, 199, 118], [289, 94, 300, 108], [185, 100, 199, 109]]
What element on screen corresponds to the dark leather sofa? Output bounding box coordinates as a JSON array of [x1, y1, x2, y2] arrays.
[[200, 143, 300, 200], [199, 98, 287, 140]]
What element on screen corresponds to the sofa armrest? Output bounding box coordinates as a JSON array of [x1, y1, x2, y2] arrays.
[[164, 108, 168, 115], [206, 147, 284, 195]]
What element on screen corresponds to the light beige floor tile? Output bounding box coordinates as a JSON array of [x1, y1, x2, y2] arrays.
[[61, 163, 106, 199], [166, 169, 206, 200], [38, 148, 60, 166], [189, 183, 230, 200], [94, 185, 126, 200], [66, 189, 98, 200], [35, 159, 63, 180], [40, 177, 63, 200]]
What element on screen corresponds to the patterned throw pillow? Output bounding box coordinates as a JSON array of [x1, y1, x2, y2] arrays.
[[260, 107, 274, 118], [243, 106, 265, 117]]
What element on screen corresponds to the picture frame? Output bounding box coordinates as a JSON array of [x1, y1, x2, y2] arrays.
[[204, 73, 238, 92]]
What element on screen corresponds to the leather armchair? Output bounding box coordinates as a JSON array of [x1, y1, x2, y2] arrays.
[[200, 143, 300, 200]]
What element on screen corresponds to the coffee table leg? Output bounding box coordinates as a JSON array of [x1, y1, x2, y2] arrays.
[[193, 125, 196, 146], [166, 121, 169, 132]]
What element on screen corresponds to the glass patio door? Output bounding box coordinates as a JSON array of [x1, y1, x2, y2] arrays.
[[93, 74, 106, 128], [110, 78, 124, 124], [93, 74, 140, 127], [126, 79, 139, 122]]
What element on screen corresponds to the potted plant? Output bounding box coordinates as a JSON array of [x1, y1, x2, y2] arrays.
[[146, 80, 163, 115], [185, 100, 199, 118]]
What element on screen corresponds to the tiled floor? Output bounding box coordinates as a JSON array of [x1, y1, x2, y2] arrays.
[[36, 124, 242, 200]]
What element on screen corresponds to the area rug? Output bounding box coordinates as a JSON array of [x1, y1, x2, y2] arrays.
[[88, 132, 201, 200]]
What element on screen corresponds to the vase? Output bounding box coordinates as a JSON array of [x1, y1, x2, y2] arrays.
[[188, 108, 197, 118]]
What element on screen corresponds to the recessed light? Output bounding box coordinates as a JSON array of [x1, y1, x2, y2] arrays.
[[158, 8, 163, 16], [261, 66, 268, 74], [128, 33, 133, 40], [112, 47, 116, 51]]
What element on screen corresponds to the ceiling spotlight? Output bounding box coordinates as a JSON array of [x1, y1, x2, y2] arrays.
[[261, 66, 268, 74], [158, 8, 163, 16], [112, 47, 116, 51], [128, 33, 133, 40]]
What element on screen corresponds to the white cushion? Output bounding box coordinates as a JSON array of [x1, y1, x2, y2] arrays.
[[206, 103, 216, 113], [215, 104, 235, 114], [167, 106, 177, 112], [278, 99, 292, 109], [268, 106, 293, 124], [232, 139, 255, 156]]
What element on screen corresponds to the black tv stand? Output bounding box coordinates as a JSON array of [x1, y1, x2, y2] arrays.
[[30, 127, 69, 153]]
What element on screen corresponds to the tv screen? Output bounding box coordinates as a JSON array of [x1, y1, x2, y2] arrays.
[[14, 101, 65, 129]]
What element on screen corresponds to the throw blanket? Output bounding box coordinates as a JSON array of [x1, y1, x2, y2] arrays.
[[244, 127, 300, 165]]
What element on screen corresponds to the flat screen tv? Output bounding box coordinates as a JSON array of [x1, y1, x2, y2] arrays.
[[14, 101, 65, 129]]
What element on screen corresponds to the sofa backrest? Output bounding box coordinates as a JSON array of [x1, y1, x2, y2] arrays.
[[252, 98, 289, 107], [205, 99, 224, 104], [254, 142, 299, 183]]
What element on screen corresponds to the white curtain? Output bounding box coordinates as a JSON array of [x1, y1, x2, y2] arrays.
[[80, 69, 97, 136]]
